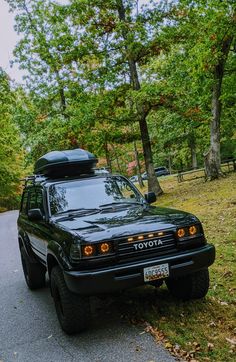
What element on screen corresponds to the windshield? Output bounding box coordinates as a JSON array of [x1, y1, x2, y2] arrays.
[[49, 176, 143, 215]]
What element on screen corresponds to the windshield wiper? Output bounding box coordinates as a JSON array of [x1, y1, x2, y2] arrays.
[[99, 201, 143, 209], [54, 208, 101, 217]]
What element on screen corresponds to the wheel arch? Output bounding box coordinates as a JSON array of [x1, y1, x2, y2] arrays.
[[47, 253, 60, 277], [18, 235, 24, 250]]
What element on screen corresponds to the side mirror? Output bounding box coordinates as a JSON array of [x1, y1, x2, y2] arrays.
[[145, 192, 156, 204], [28, 208, 43, 221]]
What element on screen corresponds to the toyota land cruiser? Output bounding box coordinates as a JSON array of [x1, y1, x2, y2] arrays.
[[18, 149, 215, 334]]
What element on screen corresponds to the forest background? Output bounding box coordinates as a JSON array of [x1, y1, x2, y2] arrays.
[[0, 0, 235, 209]]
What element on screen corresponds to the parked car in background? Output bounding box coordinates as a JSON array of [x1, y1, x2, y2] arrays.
[[95, 167, 110, 175], [142, 166, 170, 180], [155, 166, 170, 176], [129, 175, 138, 183]]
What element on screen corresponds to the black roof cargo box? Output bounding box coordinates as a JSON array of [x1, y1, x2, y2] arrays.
[[34, 149, 98, 178]]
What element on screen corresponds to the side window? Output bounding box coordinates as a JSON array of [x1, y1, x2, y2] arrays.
[[20, 191, 28, 214], [29, 189, 45, 215]]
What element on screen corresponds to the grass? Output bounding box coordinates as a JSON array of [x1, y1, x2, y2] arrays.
[[119, 173, 236, 362]]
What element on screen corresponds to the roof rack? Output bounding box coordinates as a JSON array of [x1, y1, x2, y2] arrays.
[[20, 174, 47, 188]]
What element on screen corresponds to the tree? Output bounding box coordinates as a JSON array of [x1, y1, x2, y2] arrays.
[[174, 0, 236, 179], [7, 0, 235, 184], [0, 69, 24, 208], [8, 0, 167, 194], [65, 0, 164, 194]]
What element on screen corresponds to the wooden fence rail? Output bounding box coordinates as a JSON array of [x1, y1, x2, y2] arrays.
[[177, 158, 236, 183]]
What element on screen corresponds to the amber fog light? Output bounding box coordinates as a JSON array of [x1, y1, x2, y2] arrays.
[[99, 242, 110, 254], [82, 245, 95, 257], [189, 225, 197, 235], [177, 228, 185, 238]]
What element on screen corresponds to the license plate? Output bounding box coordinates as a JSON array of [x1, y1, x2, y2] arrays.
[[144, 263, 169, 282]]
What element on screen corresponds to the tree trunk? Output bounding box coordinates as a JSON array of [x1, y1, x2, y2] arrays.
[[168, 153, 172, 174], [112, 145, 122, 173], [116, 0, 163, 195], [204, 36, 233, 179], [139, 115, 162, 195], [189, 132, 197, 169], [204, 64, 223, 179], [133, 140, 144, 188]]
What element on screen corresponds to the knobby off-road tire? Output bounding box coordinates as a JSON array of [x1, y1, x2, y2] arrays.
[[166, 269, 210, 301], [50, 266, 90, 335], [20, 247, 46, 290]]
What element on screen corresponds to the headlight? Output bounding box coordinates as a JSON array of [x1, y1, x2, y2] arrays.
[[189, 225, 197, 235], [79, 242, 114, 259], [99, 242, 111, 254], [177, 228, 186, 238], [82, 245, 96, 257], [177, 225, 199, 239]]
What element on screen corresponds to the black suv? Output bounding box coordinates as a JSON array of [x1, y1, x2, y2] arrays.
[[18, 149, 215, 334]]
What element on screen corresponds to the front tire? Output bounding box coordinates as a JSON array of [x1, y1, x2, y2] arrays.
[[50, 266, 90, 334], [166, 269, 210, 301], [20, 247, 46, 290]]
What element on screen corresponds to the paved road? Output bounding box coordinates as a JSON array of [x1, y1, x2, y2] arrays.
[[0, 211, 177, 362]]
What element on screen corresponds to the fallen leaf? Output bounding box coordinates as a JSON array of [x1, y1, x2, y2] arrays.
[[220, 301, 228, 306], [223, 271, 232, 278], [226, 337, 236, 345], [193, 342, 201, 351], [207, 342, 214, 351], [209, 321, 216, 328], [165, 342, 173, 349], [189, 351, 195, 358]]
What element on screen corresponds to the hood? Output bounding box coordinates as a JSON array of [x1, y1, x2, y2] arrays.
[[53, 205, 199, 243]]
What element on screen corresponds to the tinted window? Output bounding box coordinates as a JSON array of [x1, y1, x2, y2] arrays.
[[29, 189, 44, 214], [49, 177, 142, 215], [20, 191, 28, 214]]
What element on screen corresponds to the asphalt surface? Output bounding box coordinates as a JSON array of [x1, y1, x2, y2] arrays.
[[0, 211, 177, 362]]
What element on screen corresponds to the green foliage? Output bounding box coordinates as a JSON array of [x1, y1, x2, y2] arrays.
[[0, 69, 24, 210], [3, 0, 235, 184]]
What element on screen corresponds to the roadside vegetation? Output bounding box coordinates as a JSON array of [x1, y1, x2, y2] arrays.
[[118, 173, 236, 362]]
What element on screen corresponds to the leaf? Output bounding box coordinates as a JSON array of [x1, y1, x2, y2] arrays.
[[193, 342, 201, 351], [207, 342, 214, 351], [220, 301, 229, 306], [165, 342, 173, 349], [226, 337, 236, 345]]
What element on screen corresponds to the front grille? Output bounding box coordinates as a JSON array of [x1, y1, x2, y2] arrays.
[[117, 231, 177, 261]]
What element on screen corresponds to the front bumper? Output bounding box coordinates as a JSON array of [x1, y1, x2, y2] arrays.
[[63, 244, 215, 295]]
